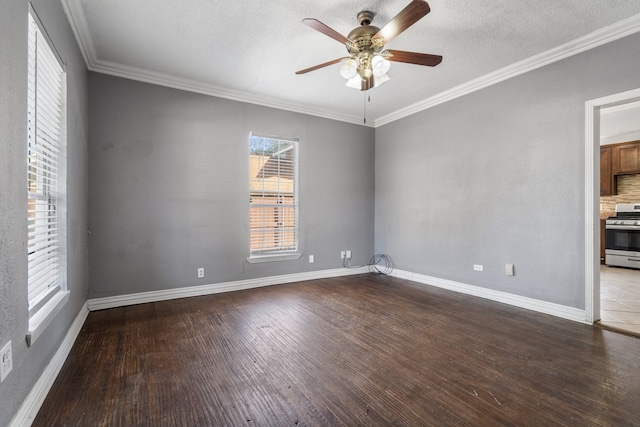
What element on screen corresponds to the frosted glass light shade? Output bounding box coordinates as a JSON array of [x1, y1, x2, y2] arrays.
[[346, 76, 361, 89], [372, 55, 391, 77], [339, 58, 358, 79]]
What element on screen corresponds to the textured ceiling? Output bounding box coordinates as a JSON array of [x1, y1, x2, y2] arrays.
[[62, 0, 640, 126]]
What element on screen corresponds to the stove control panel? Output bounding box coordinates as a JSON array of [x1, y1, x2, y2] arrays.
[[606, 218, 640, 227]]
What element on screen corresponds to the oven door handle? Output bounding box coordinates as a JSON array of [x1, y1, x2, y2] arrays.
[[628, 258, 640, 262], [606, 225, 640, 230]]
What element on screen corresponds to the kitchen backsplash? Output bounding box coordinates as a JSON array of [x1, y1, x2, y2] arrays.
[[601, 173, 640, 217]]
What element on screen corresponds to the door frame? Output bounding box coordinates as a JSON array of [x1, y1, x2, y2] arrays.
[[585, 87, 640, 323]]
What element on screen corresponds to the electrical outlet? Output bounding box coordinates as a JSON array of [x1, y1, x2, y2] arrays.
[[473, 264, 483, 272], [1, 341, 12, 383], [346, 250, 352, 259], [309, 255, 315, 263], [197, 267, 205, 278], [341, 251, 346, 259], [506, 263, 515, 276]]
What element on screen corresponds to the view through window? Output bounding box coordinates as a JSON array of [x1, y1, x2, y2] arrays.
[[26, 9, 67, 320], [249, 134, 298, 256]]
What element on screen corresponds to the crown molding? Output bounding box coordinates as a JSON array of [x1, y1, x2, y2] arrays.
[[374, 12, 640, 127], [89, 58, 370, 126], [61, 0, 640, 129], [59, 0, 370, 127], [60, 0, 97, 66]]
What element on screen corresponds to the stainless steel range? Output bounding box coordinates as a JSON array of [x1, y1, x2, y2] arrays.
[[605, 203, 640, 269]]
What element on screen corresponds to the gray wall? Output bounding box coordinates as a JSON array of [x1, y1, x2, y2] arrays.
[[375, 32, 640, 309], [88, 73, 375, 298], [2, 2, 639, 422], [0, 0, 88, 424]]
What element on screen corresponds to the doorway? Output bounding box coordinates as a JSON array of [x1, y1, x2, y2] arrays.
[[599, 101, 640, 334], [585, 87, 640, 332]]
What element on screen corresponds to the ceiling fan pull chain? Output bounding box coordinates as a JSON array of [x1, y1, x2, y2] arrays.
[[363, 91, 367, 124]]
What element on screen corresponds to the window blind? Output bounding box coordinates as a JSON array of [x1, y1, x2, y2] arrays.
[[249, 134, 298, 255], [27, 11, 66, 312]]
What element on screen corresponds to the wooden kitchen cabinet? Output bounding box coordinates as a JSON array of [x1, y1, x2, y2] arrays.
[[612, 141, 640, 175], [600, 146, 614, 196], [600, 140, 640, 196]]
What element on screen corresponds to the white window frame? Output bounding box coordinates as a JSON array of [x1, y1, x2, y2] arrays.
[[26, 5, 69, 346], [247, 133, 301, 263]]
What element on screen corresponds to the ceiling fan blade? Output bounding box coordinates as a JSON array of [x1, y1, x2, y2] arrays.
[[374, 0, 431, 44], [386, 49, 442, 66], [302, 18, 352, 45], [295, 58, 346, 75]]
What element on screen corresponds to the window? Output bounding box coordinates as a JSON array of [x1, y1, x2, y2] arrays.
[[26, 8, 68, 345], [249, 134, 299, 260]]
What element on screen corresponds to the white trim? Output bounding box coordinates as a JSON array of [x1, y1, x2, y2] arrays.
[[584, 87, 640, 324], [376, 13, 640, 127], [88, 267, 369, 311], [93, 60, 371, 127], [27, 291, 70, 347], [246, 253, 303, 264], [59, 0, 96, 67], [391, 269, 589, 324], [58, 0, 369, 127], [9, 302, 89, 427], [6, 266, 594, 426], [584, 98, 599, 325], [59, 0, 640, 128], [600, 99, 640, 115]]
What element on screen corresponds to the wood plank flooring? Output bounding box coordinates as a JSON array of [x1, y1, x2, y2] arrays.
[[34, 274, 640, 426]]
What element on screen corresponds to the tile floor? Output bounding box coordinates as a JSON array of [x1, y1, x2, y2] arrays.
[[600, 265, 640, 336]]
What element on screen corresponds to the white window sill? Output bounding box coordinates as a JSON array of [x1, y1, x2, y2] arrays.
[[27, 290, 70, 347], [246, 253, 302, 264]]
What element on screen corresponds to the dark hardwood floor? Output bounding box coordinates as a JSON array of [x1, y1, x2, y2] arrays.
[[34, 274, 640, 426]]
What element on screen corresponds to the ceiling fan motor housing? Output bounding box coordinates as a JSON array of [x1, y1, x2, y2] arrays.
[[347, 11, 383, 57], [296, 0, 441, 90], [346, 11, 386, 81], [347, 25, 383, 55]]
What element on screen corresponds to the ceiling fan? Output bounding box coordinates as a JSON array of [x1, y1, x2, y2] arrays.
[[295, 0, 442, 91]]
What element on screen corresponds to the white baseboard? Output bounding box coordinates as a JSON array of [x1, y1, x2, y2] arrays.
[[89, 266, 589, 322], [9, 302, 89, 427], [9, 266, 588, 427], [391, 269, 589, 324], [88, 267, 369, 311], [10, 267, 368, 426]]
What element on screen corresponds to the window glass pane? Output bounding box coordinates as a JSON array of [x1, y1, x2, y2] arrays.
[[27, 10, 66, 313], [249, 134, 298, 255]]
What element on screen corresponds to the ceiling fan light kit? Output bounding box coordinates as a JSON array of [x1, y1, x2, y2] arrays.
[[372, 55, 391, 77], [296, 0, 442, 91], [346, 76, 363, 89], [339, 58, 358, 79]]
